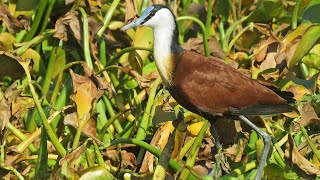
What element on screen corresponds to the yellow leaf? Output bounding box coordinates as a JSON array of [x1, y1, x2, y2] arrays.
[[187, 121, 206, 136], [73, 83, 93, 120]]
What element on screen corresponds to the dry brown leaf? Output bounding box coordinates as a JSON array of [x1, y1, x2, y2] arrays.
[[82, 63, 110, 91], [54, 11, 81, 42], [253, 37, 277, 62], [152, 0, 166, 4], [60, 144, 86, 167], [64, 112, 102, 145], [124, 0, 138, 24], [104, 150, 137, 171], [0, 91, 10, 131], [140, 121, 174, 173], [182, 37, 225, 59], [286, 85, 311, 101], [116, 66, 151, 88], [0, 82, 22, 131], [0, 5, 23, 33], [297, 134, 320, 157], [65, 0, 76, 5], [224, 138, 248, 162], [193, 164, 209, 177], [12, 96, 34, 120], [295, 103, 320, 130], [285, 134, 320, 175]]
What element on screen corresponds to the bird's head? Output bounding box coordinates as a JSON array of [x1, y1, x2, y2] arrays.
[[121, 5, 176, 31]]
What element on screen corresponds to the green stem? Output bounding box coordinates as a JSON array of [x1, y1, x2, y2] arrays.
[[99, 38, 107, 66], [42, 44, 59, 97], [108, 47, 152, 65], [78, 7, 93, 69], [205, 0, 213, 37], [7, 123, 37, 153], [292, 0, 302, 29], [300, 125, 320, 160], [40, 0, 56, 33], [72, 115, 90, 149], [227, 22, 254, 54], [178, 137, 196, 162], [225, 161, 257, 177], [21, 60, 66, 156], [180, 120, 209, 179], [97, 0, 121, 37], [136, 78, 162, 140], [103, 95, 123, 133], [177, 16, 210, 57], [299, 62, 309, 79], [98, 109, 130, 139], [222, 14, 250, 52], [110, 138, 180, 171], [24, 0, 49, 41], [16, 29, 55, 56]]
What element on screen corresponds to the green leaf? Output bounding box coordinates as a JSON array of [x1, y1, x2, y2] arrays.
[[302, 0, 320, 23], [289, 25, 320, 68], [80, 165, 115, 180], [246, 0, 284, 22], [264, 164, 287, 180], [34, 125, 48, 179], [217, 0, 229, 21]]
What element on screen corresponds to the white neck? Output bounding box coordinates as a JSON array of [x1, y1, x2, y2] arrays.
[[153, 26, 174, 86]]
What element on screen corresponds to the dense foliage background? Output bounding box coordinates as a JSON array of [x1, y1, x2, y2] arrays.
[[1, 0, 320, 179]]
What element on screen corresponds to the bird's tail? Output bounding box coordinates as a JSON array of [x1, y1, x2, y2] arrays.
[[229, 104, 294, 116]]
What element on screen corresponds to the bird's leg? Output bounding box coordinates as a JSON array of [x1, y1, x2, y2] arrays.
[[238, 115, 271, 180], [209, 121, 226, 178]]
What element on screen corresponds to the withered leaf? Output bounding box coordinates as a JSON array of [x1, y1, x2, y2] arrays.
[[54, 11, 81, 42], [182, 37, 225, 59], [12, 96, 34, 120], [70, 69, 104, 120], [104, 150, 136, 171], [0, 5, 23, 33], [82, 63, 110, 90], [140, 121, 174, 173], [115, 65, 151, 88], [285, 134, 320, 175], [64, 112, 102, 145], [0, 90, 10, 131], [253, 36, 277, 62], [60, 144, 86, 166], [124, 0, 138, 24], [298, 102, 320, 128]]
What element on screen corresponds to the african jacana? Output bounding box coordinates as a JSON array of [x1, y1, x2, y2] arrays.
[[121, 4, 294, 179]]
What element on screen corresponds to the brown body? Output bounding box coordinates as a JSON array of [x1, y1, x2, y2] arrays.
[[169, 50, 291, 117]]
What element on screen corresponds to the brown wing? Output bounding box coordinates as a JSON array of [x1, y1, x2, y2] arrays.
[[171, 50, 288, 116]]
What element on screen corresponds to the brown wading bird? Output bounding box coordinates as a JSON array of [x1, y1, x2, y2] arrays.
[[121, 4, 294, 180]]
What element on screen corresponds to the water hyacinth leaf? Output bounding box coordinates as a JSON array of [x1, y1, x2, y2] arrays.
[[79, 165, 115, 180], [289, 25, 320, 69], [302, 0, 320, 23]]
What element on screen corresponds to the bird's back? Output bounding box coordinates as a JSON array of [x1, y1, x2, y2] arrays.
[[170, 50, 293, 116]]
